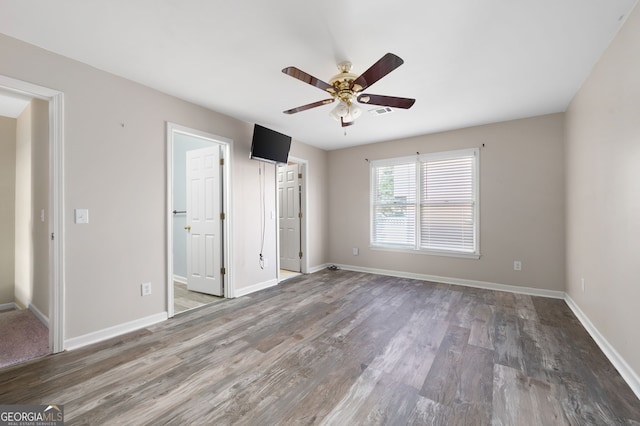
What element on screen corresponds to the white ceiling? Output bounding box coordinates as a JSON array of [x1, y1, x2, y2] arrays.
[[0, 89, 31, 118], [0, 0, 636, 150]]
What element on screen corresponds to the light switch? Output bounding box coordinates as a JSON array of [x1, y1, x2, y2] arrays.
[[40, 209, 45, 222], [75, 208, 89, 224]]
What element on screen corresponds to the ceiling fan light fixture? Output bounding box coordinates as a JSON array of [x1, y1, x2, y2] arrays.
[[330, 102, 361, 124], [330, 101, 349, 121], [347, 104, 361, 121]]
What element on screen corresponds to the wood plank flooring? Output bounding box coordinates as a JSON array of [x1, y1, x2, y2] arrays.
[[0, 270, 638, 425], [173, 281, 223, 314]]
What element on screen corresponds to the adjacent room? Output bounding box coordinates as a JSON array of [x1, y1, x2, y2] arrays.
[[0, 0, 638, 423]]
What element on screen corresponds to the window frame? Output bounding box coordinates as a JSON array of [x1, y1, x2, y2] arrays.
[[369, 148, 480, 259]]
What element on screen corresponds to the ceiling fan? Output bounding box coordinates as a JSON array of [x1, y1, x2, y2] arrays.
[[282, 53, 416, 127]]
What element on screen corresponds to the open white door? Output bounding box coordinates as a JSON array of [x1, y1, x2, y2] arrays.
[[278, 163, 301, 272], [186, 146, 223, 296]]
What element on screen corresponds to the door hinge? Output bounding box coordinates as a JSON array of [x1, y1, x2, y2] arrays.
[[221, 267, 226, 275], [220, 158, 224, 166], [298, 173, 302, 179], [220, 212, 225, 220], [51, 233, 55, 241], [298, 212, 302, 219], [299, 251, 303, 259]]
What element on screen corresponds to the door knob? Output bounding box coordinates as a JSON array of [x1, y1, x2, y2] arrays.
[[184, 225, 191, 231]]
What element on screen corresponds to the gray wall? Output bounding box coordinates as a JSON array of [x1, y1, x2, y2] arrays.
[[13, 98, 50, 314], [328, 113, 566, 292], [30, 98, 49, 316], [0, 116, 16, 305], [565, 4, 640, 379], [0, 33, 329, 340], [14, 102, 31, 308]]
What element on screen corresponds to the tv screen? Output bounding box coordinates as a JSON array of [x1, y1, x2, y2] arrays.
[[250, 124, 292, 164]]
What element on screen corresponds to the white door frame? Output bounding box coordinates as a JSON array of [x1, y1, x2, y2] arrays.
[[0, 75, 65, 353], [277, 156, 308, 280], [166, 123, 234, 318]]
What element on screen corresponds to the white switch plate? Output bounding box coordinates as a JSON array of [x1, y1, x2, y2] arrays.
[[40, 209, 45, 222], [75, 208, 89, 224], [514, 260, 522, 271]]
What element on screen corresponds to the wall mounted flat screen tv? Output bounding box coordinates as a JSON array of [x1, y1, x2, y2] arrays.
[[250, 124, 292, 164]]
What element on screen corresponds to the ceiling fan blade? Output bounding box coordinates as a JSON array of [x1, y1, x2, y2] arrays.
[[357, 94, 416, 109], [283, 98, 335, 114], [282, 67, 334, 93], [352, 53, 404, 92]]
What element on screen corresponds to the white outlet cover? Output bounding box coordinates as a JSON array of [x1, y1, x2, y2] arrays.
[[141, 282, 152, 296]]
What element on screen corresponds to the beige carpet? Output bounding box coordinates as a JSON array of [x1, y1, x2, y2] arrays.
[[0, 309, 49, 369]]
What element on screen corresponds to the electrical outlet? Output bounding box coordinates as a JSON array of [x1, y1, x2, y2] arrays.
[[352, 247, 359, 256], [141, 282, 152, 296], [514, 261, 522, 271]]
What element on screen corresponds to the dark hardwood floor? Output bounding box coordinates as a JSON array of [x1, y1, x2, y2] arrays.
[[173, 281, 223, 314], [0, 270, 638, 425]]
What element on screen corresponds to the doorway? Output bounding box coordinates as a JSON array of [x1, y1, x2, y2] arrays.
[[0, 75, 64, 359], [277, 157, 307, 282], [167, 123, 233, 317]]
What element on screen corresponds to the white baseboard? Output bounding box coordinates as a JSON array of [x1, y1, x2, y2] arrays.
[[29, 303, 49, 327], [308, 263, 330, 274], [64, 312, 168, 351], [564, 294, 640, 400], [336, 264, 565, 299], [173, 275, 187, 285], [234, 278, 278, 298], [0, 302, 18, 312]]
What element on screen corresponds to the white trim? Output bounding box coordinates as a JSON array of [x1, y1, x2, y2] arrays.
[[166, 122, 234, 313], [29, 304, 49, 327], [369, 245, 481, 260], [308, 263, 330, 274], [64, 312, 168, 351], [49, 91, 65, 354], [0, 75, 65, 354], [336, 264, 565, 299], [0, 303, 19, 312], [565, 294, 640, 400], [234, 278, 278, 298], [172, 275, 187, 285]]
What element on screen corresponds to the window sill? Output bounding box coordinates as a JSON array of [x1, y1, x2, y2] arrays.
[[369, 245, 481, 260]]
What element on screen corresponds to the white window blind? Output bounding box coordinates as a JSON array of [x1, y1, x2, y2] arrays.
[[370, 149, 479, 256], [371, 161, 417, 247]]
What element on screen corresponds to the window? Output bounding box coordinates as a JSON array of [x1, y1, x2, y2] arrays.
[[370, 148, 479, 257]]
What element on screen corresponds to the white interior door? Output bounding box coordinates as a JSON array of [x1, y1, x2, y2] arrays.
[[186, 146, 222, 296], [278, 163, 301, 272]]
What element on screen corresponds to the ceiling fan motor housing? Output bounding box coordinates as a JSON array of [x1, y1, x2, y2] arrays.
[[329, 62, 360, 105]]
